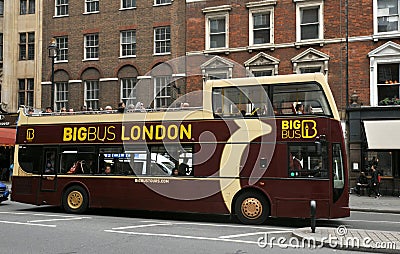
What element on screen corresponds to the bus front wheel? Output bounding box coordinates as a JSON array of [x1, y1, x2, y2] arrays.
[[62, 186, 89, 214], [235, 191, 269, 225]]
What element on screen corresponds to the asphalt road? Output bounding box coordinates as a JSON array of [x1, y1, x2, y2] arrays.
[[0, 200, 398, 254]]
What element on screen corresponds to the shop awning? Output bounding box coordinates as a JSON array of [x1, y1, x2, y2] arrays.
[[0, 128, 16, 145], [364, 120, 400, 149]]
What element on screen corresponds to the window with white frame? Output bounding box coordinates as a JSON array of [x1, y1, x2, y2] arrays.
[[250, 9, 273, 45], [121, 30, 136, 57], [84, 80, 99, 110], [19, 32, 35, 60], [56, 0, 68, 16], [206, 14, 228, 49], [252, 69, 273, 77], [377, 0, 400, 33], [376, 63, 400, 105], [85, 0, 99, 13], [296, 2, 323, 41], [299, 66, 322, 73], [84, 34, 99, 60], [55, 82, 68, 111], [122, 0, 136, 9], [20, 0, 35, 15], [56, 36, 68, 61], [121, 78, 137, 104], [155, 0, 171, 5], [154, 26, 170, 54], [154, 76, 171, 108], [18, 78, 34, 107]]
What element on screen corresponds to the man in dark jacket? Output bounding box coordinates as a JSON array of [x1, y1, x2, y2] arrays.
[[368, 165, 381, 198]]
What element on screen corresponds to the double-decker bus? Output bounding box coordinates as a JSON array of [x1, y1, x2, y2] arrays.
[[12, 73, 349, 224]]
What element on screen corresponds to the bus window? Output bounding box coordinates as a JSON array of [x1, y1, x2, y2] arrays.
[[18, 146, 42, 174], [99, 146, 132, 175], [212, 86, 271, 118], [272, 82, 332, 117], [288, 143, 328, 178], [150, 145, 193, 176]]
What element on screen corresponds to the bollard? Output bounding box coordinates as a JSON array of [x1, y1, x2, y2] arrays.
[[310, 200, 316, 233]]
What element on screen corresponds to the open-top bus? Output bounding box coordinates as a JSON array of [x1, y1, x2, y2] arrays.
[[12, 73, 349, 224]]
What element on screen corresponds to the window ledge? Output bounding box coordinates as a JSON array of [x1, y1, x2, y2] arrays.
[[119, 7, 137, 11], [119, 55, 137, 59], [247, 44, 275, 51], [153, 3, 172, 7], [53, 15, 69, 18], [294, 39, 324, 48], [246, 0, 277, 8], [83, 11, 100, 15], [82, 58, 99, 62], [202, 5, 232, 13], [55, 60, 68, 64], [153, 52, 171, 56], [373, 32, 400, 42]]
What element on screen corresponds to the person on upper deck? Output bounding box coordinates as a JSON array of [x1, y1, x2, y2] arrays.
[[295, 104, 304, 114]]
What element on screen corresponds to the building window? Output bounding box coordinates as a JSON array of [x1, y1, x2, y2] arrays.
[[121, 30, 136, 57], [377, 0, 400, 33], [0, 33, 3, 62], [250, 10, 273, 45], [85, 0, 99, 13], [252, 70, 273, 77], [19, 32, 35, 60], [377, 63, 400, 105], [18, 79, 34, 107], [20, 0, 35, 15], [154, 26, 170, 55], [56, 0, 69, 16], [121, 78, 137, 104], [297, 2, 323, 41], [56, 36, 68, 61], [154, 76, 171, 108], [206, 14, 228, 49], [291, 48, 329, 75], [55, 82, 68, 111], [299, 66, 322, 73], [84, 34, 99, 60], [155, 0, 171, 5], [122, 0, 136, 8], [0, 0, 4, 16], [84, 80, 99, 110]]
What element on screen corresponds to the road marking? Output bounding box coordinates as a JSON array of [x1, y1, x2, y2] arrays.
[[173, 222, 292, 230], [112, 223, 172, 230], [0, 220, 56, 227], [104, 230, 260, 245], [341, 219, 400, 225], [219, 230, 292, 239], [28, 217, 89, 223], [351, 211, 400, 216]]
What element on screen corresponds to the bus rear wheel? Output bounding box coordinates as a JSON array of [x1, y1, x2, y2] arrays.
[[62, 186, 88, 214], [235, 192, 269, 225]]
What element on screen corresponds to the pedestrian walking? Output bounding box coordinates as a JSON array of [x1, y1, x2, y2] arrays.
[[368, 165, 381, 198]]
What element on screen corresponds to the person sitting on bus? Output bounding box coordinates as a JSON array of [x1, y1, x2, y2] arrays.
[[44, 160, 54, 174], [104, 165, 112, 174], [117, 101, 126, 113], [172, 168, 179, 177], [295, 104, 304, 114], [292, 152, 303, 170], [304, 104, 313, 114], [178, 159, 190, 176]]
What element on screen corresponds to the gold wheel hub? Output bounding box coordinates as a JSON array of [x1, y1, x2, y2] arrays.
[[67, 190, 83, 209], [241, 197, 262, 219]]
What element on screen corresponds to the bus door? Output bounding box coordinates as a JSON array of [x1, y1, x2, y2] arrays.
[[40, 147, 58, 192]]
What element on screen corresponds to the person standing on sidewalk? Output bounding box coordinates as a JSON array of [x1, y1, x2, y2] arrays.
[[368, 165, 381, 198]]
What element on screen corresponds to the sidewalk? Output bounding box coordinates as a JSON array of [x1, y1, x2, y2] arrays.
[[350, 193, 400, 214]]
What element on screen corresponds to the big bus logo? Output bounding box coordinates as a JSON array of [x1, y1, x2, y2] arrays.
[[26, 128, 35, 141], [281, 120, 317, 139]]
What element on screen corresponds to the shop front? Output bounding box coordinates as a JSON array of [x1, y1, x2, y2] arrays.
[[0, 113, 17, 181], [348, 106, 400, 196]]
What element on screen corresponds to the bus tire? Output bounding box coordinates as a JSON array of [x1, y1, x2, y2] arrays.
[[62, 185, 89, 214], [235, 191, 269, 225]]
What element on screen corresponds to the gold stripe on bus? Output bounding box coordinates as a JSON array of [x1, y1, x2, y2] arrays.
[[219, 119, 272, 213]]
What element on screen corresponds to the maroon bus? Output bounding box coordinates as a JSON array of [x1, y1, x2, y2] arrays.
[[12, 73, 349, 224]]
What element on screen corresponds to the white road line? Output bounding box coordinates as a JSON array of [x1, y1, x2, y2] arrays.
[[340, 219, 400, 224], [174, 222, 292, 231], [351, 211, 400, 216], [104, 230, 260, 245], [0, 220, 56, 227], [28, 217, 89, 223], [112, 223, 172, 230], [0, 211, 90, 219], [219, 230, 292, 239]]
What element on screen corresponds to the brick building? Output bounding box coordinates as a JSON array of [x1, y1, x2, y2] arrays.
[[186, 0, 400, 194], [42, 0, 186, 111]]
